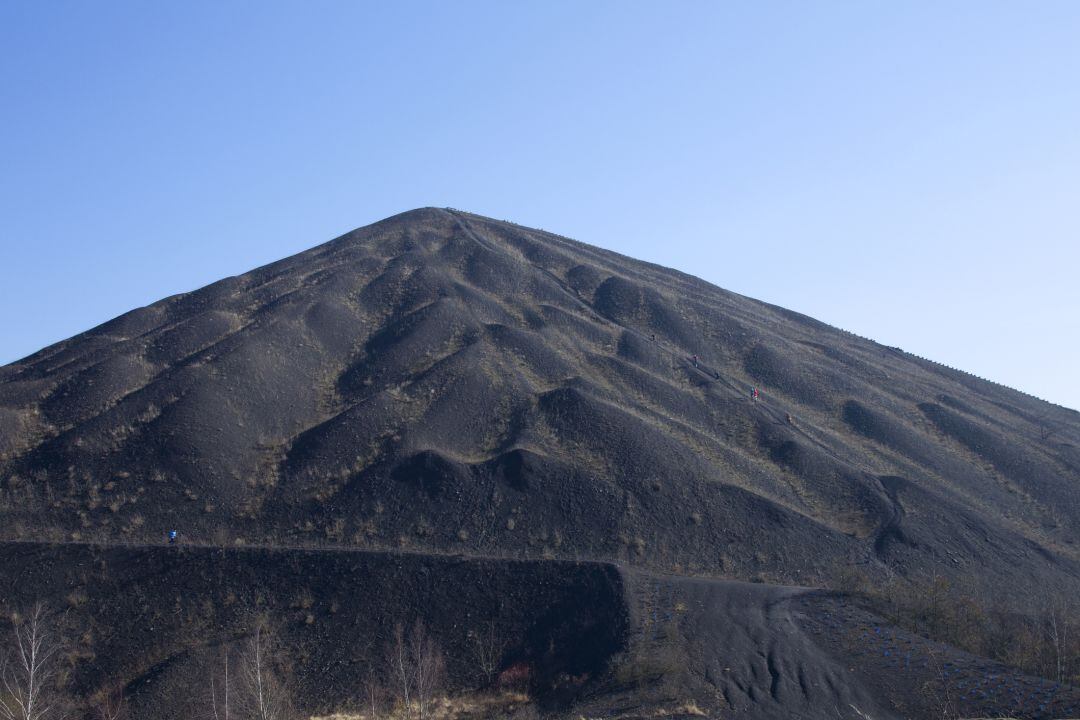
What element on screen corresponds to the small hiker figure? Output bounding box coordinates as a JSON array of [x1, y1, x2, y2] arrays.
[[650, 333, 656, 342], [168, 529, 178, 545], [752, 387, 759, 400], [714, 370, 720, 380], [692, 354, 699, 368], [786, 412, 793, 424]]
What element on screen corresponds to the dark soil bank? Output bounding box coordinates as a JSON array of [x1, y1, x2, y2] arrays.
[[0, 542, 628, 719]]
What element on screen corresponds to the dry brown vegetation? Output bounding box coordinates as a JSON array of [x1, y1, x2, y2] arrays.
[[308, 690, 530, 720], [837, 570, 1080, 685]]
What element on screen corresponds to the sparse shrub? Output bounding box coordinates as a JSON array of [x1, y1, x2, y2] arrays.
[[92, 686, 128, 720], [496, 662, 531, 692], [848, 573, 1080, 684], [324, 518, 345, 539], [65, 588, 88, 609], [673, 699, 706, 716], [612, 650, 678, 689]]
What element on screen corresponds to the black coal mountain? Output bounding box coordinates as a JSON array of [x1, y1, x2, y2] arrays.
[[6, 208, 1080, 719], [2, 207, 1078, 597]]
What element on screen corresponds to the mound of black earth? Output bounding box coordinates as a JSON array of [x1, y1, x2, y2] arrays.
[[2, 207, 1078, 717]]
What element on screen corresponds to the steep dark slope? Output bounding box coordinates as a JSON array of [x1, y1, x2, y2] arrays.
[[2, 207, 1078, 600]]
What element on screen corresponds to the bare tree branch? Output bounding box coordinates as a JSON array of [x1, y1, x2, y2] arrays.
[[364, 675, 384, 720], [93, 686, 127, 720], [207, 646, 231, 720], [235, 622, 292, 720], [409, 621, 444, 720], [468, 623, 505, 687], [387, 621, 445, 720], [0, 605, 68, 720], [390, 624, 411, 720]]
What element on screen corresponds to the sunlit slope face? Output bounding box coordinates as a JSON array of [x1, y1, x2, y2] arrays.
[[1, 207, 1078, 592]]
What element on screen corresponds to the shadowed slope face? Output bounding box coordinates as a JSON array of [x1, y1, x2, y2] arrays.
[[1, 207, 1079, 598]]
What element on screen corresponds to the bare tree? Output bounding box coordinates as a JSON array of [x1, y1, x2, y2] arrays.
[[390, 624, 411, 720], [1043, 597, 1074, 684], [236, 623, 292, 720], [1035, 409, 1061, 442], [409, 622, 444, 720], [0, 605, 68, 720], [93, 687, 127, 720], [468, 623, 505, 686], [207, 646, 231, 720], [388, 621, 446, 720], [920, 645, 958, 720], [364, 675, 385, 720]]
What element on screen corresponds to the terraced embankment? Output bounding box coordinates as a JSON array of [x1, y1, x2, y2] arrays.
[[0, 541, 628, 719]]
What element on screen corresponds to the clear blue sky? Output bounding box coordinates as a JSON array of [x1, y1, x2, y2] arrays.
[[2, 2, 1078, 410]]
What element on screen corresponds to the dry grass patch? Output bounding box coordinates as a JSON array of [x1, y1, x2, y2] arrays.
[[654, 700, 707, 716], [309, 691, 531, 720]]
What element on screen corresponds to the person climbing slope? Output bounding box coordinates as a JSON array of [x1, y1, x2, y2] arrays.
[[752, 386, 759, 400]]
